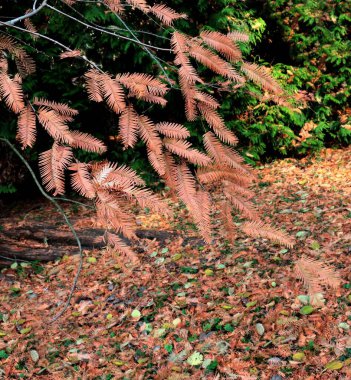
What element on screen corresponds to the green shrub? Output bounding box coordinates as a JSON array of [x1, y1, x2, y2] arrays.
[[259, 0, 351, 155]]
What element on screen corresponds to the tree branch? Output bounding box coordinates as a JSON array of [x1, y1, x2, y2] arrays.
[[105, 5, 173, 85], [0, 21, 103, 73], [60, 0, 171, 41], [0, 137, 83, 323], [46, 4, 172, 52], [46, 3, 173, 84], [3, 0, 48, 26]]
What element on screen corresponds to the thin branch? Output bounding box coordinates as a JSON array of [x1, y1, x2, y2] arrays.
[[3, 0, 48, 26], [54, 196, 95, 209], [0, 255, 31, 263], [46, 3, 173, 85], [106, 6, 172, 85], [46, 4, 171, 52], [0, 30, 52, 59], [60, 0, 171, 41], [0, 138, 83, 323], [0, 21, 103, 73], [1, 6, 223, 92]]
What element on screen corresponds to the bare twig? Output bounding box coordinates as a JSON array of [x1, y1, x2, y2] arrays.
[[60, 0, 171, 41], [54, 197, 94, 209], [46, 2, 173, 85], [320, 206, 351, 214], [106, 5, 172, 85], [327, 233, 351, 249], [3, 0, 48, 26], [46, 4, 172, 52], [0, 21, 103, 73], [0, 138, 83, 323]]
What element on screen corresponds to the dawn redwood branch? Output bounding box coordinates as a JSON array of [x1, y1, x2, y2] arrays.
[[0, 137, 83, 323], [3, 0, 48, 26]]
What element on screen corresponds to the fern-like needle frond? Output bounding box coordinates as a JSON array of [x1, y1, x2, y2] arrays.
[[195, 91, 220, 109], [241, 221, 295, 248], [0, 57, 8, 73], [150, 4, 187, 25], [92, 161, 118, 185], [17, 105, 36, 148], [223, 190, 259, 221], [241, 61, 283, 95], [203, 132, 249, 173], [164, 138, 211, 166], [85, 69, 104, 102], [219, 202, 237, 244], [147, 149, 166, 176], [33, 98, 78, 116], [60, 50, 82, 59], [122, 186, 169, 214], [99, 73, 126, 113], [117, 73, 168, 97], [69, 162, 96, 199], [294, 257, 341, 295], [14, 51, 36, 78], [62, 0, 77, 5], [39, 143, 73, 195], [189, 42, 244, 82], [162, 152, 178, 198], [198, 103, 238, 145], [37, 107, 73, 144], [177, 57, 201, 84], [99, 163, 145, 189], [125, 0, 150, 12], [200, 31, 242, 62], [174, 163, 212, 242], [175, 162, 198, 210], [138, 115, 163, 155], [24, 10, 38, 39], [0, 35, 36, 77], [96, 190, 136, 238], [180, 79, 198, 121], [0, 73, 25, 113], [195, 190, 212, 243], [104, 231, 139, 264], [155, 122, 190, 139], [119, 105, 139, 148], [69, 131, 107, 153], [227, 31, 250, 43], [223, 181, 255, 199], [171, 32, 189, 55], [103, 0, 124, 13], [197, 165, 253, 186]]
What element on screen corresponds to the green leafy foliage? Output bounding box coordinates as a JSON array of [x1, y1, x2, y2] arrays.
[[0, 184, 17, 194], [260, 0, 351, 155]]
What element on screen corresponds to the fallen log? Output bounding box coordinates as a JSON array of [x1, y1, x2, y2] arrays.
[[0, 220, 204, 266], [0, 238, 76, 263], [0, 222, 181, 247]]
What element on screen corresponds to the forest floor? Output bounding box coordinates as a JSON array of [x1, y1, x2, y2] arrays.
[[0, 147, 350, 380]]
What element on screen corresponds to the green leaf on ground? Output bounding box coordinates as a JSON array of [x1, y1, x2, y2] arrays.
[[187, 352, 204, 366], [299, 305, 314, 315], [325, 360, 343, 370]]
